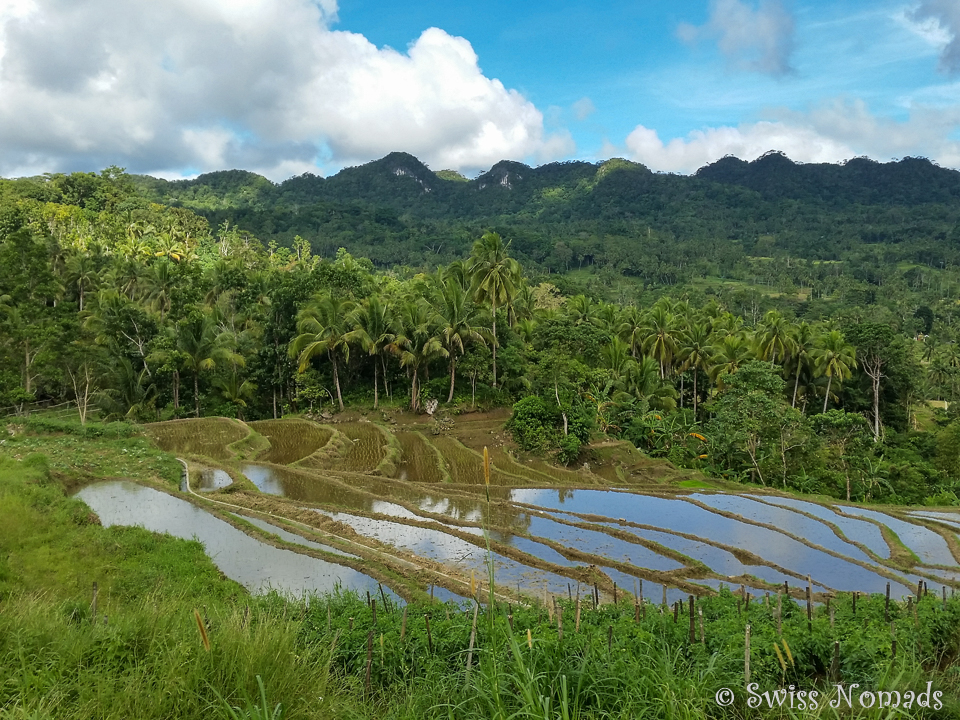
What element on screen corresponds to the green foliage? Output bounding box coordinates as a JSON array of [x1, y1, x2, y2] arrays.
[[505, 396, 557, 452]]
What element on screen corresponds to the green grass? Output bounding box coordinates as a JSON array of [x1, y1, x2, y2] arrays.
[[678, 478, 718, 489]]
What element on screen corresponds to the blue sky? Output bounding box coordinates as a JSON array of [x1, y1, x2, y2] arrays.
[[0, 0, 957, 179]]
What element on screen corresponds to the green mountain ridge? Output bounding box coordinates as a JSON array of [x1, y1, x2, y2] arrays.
[[123, 150, 960, 273]]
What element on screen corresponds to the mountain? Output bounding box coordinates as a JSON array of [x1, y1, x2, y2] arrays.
[[129, 151, 960, 271]]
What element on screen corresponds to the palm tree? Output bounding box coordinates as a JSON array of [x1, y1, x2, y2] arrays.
[[345, 295, 395, 408], [466, 232, 521, 388], [787, 321, 816, 408], [176, 314, 245, 417], [64, 252, 99, 312], [143, 259, 176, 322], [600, 336, 635, 385], [392, 300, 448, 411], [815, 330, 857, 413], [290, 294, 357, 412], [755, 310, 791, 366], [642, 303, 678, 379], [677, 320, 714, 417], [618, 306, 645, 358], [710, 333, 749, 388], [431, 279, 487, 403]]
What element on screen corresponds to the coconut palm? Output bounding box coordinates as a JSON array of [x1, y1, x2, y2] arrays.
[[642, 302, 679, 379], [431, 279, 487, 403], [392, 300, 448, 412], [64, 252, 99, 312], [345, 295, 395, 408], [143, 259, 176, 322], [815, 330, 857, 413], [755, 309, 791, 366], [677, 320, 714, 417], [176, 313, 245, 417], [787, 321, 817, 408], [618, 305, 646, 358], [466, 232, 521, 388], [289, 294, 357, 412], [710, 333, 749, 388]]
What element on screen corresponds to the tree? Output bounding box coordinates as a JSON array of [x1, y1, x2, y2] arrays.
[[345, 295, 395, 408], [642, 302, 679, 379], [708, 361, 808, 487], [815, 330, 856, 414], [843, 324, 891, 439], [392, 299, 447, 412], [812, 410, 871, 501], [467, 232, 521, 388], [431, 278, 486, 403], [755, 310, 791, 366], [176, 312, 244, 417], [677, 320, 713, 417], [290, 294, 356, 412]]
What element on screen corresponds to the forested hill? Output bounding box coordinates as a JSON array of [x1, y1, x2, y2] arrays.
[[129, 151, 960, 271]]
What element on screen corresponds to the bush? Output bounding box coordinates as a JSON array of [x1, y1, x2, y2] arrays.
[[505, 396, 558, 452]]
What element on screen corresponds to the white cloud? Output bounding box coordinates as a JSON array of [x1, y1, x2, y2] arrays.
[[909, 0, 960, 75], [624, 98, 960, 173], [572, 97, 596, 121], [678, 0, 795, 77], [0, 0, 569, 179]]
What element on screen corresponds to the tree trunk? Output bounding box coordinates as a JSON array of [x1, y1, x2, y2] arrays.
[[792, 366, 801, 408], [693, 370, 698, 417], [272, 388, 277, 419], [822, 375, 832, 413], [331, 350, 344, 412], [373, 362, 379, 409], [194, 372, 200, 418], [491, 299, 498, 388], [173, 370, 180, 413], [411, 369, 419, 412], [447, 355, 457, 403]]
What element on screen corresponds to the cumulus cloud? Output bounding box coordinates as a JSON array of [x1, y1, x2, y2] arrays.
[[624, 98, 960, 173], [677, 0, 795, 76], [910, 0, 960, 75], [0, 0, 569, 179]]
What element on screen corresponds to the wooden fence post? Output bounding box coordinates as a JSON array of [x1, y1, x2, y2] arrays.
[[744, 624, 752, 687], [688, 596, 695, 644], [424, 615, 433, 654]]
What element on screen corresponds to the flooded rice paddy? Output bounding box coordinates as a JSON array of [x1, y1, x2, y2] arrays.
[[133, 416, 960, 604], [76, 481, 396, 600]]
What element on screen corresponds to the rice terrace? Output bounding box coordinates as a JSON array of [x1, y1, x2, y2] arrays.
[[127, 413, 960, 606]]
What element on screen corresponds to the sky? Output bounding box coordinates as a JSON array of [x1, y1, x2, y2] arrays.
[[0, 0, 958, 180]]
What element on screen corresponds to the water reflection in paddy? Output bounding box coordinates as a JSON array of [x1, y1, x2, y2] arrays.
[[512, 489, 906, 594], [313, 509, 578, 597], [75, 481, 397, 600], [524, 515, 682, 572], [198, 468, 233, 491], [837, 506, 957, 566], [755, 495, 891, 559], [237, 515, 359, 558], [908, 511, 960, 532], [693, 494, 876, 565]]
